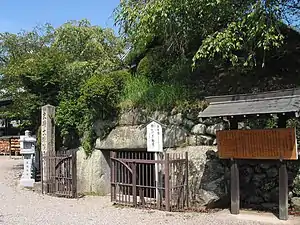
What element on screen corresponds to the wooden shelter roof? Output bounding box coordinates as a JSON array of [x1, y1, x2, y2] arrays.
[[199, 88, 300, 118]]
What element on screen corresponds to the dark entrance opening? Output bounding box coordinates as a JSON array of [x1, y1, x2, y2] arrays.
[[115, 151, 156, 199], [110, 151, 189, 211]]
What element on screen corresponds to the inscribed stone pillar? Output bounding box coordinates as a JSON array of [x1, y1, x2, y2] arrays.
[[41, 104, 55, 193]]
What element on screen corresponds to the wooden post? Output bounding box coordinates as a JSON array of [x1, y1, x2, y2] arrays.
[[132, 162, 137, 207], [279, 161, 288, 220], [155, 152, 159, 207], [71, 151, 77, 198], [165, 153, 170, 211], [110, 151, 116, 202], [229, 118, 240, 215], [278, 114, 288, 220], [156, 153, 163, 209], [185, 151, 189, 208], [231, 159, 240, 215]]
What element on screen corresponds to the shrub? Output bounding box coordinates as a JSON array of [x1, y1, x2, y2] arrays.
[[119, 75, 189, 111], [80, 70, 130, 112], [56, 69, 130, 155]]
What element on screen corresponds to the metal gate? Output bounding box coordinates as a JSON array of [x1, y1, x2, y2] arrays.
[[110, 151, 188, 211], [42, 151, 77, 198]]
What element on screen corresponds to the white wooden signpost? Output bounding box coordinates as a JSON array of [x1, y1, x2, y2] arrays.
[[146, 121, 163, 153], [146, 120, 164, 204]]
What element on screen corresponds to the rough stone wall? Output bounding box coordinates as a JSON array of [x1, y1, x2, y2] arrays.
[[94, 109, 227, 150], [167, 146, 228, 208], [85, 109, 300, 210]]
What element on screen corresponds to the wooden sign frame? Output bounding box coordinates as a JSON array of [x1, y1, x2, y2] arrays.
[[216, 127, 298, 221], [216, 128, 298, 160]]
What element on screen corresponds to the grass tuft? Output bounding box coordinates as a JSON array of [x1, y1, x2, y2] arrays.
[[119, 75, 190, 110]]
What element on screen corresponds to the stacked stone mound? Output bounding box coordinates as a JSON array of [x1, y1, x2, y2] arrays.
[[94, 109, 228, 149], [288, 161, 300, 212], [239, 163, 280, 210], [85, 109, 300, 211]]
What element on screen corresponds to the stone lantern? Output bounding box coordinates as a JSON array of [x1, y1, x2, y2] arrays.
[[19, 130, 36, 187]]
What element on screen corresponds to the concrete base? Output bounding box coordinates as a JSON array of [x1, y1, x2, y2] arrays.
[[20, 178, 35, 188], [229, 210, 300, 224]]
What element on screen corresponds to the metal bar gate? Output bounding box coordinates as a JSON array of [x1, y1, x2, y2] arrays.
[[42, 151, 77, 198], [111, 151, 188, 211]]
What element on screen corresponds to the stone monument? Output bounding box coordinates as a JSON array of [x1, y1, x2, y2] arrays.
[[41, 104, 55, 193]]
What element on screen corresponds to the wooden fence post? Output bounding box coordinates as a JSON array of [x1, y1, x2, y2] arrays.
[[165, 153, 170, 211], [279, 161, 288, 220], [231, 159, 240, 214], [132, 162, 137, 207], [110, 151, 117, 202], [185, 152, 189, 208], [72, 151, 77, 198]]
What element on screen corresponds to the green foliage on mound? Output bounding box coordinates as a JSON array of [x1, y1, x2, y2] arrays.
[[56, 70, 130, 154], [119, 75, 190, 111], [0, 20, 128, 155]]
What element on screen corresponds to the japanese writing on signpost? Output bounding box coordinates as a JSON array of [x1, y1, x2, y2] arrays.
[[146, 121, 163, 152]]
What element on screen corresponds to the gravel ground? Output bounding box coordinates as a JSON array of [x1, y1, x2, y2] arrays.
[[0, 156, 299, 225]]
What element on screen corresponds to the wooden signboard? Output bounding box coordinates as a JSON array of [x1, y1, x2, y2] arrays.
[[216, 128, 298, 160]]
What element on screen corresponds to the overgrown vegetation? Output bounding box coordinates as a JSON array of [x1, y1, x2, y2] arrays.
[[119, 75, 190, 110], [116, 0, 300, 95], [0, 1, 299, 155], [0, 20, 127, 155]]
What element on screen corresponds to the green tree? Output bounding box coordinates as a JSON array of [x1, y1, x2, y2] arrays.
[[115, 0, 299, 70], [0, 24, 56, 128], [0, 20, 126, 154]]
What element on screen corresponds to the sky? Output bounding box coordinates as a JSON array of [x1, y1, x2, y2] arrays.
[[0, 0, 120, 34]]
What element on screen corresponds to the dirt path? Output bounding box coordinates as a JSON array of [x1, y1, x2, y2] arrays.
[[0, 156, 299, 225]]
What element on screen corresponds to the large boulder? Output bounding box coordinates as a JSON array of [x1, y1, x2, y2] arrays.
[[183, 119, 195, 130], [186, 111, 199, 121], [95, 126, 147, 149], [293, 174, 300, 196], [206, 122, 227, 136], [119, 109, 147, 126], [96, 124, 188, 149], [191, 124, 206, 135], [266, 167, 278, 178], [200, 118, 223, 126], [167, 146, 227, 207], [291, 197, 300, 211], [151, 111, 169, 124], [188, 135, 214, 146], [93, 119, 116, 138], [163, 125, 188, 148], [77, 148, 111, 195], [168, 113, 184, 125]]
